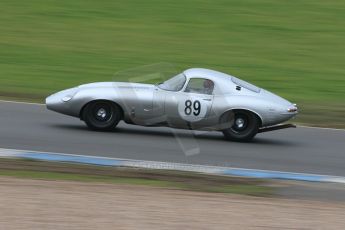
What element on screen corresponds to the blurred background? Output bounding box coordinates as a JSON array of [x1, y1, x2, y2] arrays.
[[1, 0, 344, 127]]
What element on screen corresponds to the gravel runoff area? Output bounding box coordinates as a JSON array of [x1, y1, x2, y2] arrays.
[[0, 177, 344, 230]]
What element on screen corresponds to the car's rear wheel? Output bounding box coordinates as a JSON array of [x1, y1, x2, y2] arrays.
[[82, 101, 121, 131], [222, 110, 260, 142]]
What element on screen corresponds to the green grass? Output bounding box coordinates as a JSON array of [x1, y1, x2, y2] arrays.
[[1, 0, 344, 127], [0, 169, 179, 187], [0, 158, 273, 196], [0, 169, 271, 195]]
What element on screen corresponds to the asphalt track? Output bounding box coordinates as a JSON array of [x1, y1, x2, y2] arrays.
[[0, 101, 344, 177]]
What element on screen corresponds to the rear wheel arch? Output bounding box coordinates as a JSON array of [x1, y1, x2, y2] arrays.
[[219, 109, 263, 128], [220, 109, 262, 142]]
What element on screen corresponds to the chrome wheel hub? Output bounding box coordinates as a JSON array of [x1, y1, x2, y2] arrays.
[[97, 108, 107, 119], [235, 118, 245, 128]]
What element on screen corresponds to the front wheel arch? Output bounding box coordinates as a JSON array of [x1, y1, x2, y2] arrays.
[[79, 100, 124, 121]]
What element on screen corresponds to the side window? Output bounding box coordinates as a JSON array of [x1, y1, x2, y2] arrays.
[[184, 78, 214, 95]]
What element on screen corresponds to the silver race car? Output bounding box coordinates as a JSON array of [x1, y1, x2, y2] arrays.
[[46, 68, 298, 141]]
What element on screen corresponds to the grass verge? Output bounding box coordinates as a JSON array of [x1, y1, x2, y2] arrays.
[[1, 1, 345, 127], [0, 158, 273, 197]]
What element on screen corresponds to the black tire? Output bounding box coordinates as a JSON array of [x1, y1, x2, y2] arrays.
[[222, 110, 259, 142], [82, 101, 121, 131]]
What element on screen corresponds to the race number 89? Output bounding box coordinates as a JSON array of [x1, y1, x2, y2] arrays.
[[184, 100, 201, 116]]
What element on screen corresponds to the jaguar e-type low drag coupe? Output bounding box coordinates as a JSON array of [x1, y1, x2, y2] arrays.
[[46, 68, 298, 141]]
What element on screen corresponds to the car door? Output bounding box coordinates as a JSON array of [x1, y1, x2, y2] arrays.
[[164, 78, 214, 129]]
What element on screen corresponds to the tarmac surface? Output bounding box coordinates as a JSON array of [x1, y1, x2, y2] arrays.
[[0, 101, 344, 176]]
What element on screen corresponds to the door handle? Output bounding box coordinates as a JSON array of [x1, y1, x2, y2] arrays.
[[202, 98, 211, 101]]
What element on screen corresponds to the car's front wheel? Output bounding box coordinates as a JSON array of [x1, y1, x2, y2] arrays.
[[222, 110, 260, 142], [82, 101, 122, 131]]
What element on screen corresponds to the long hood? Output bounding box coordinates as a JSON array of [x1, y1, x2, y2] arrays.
[[78, 82, 155, 91]]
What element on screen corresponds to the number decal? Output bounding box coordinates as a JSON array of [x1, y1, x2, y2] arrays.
[[184, 100, 192, 115], [193, 100, 201, 116], [178, 97, 209, 122], [184, 100, 201, 116]]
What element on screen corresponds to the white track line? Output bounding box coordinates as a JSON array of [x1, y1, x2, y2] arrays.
[[298, 125, 345, 132], [1, 147, 345, 183], [0, 100, 44, 106]]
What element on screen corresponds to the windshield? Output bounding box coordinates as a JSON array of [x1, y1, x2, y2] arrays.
[[158, 73, 186, 91]]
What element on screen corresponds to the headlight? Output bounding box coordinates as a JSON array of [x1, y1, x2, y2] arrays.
[[62, 96, 73, 102], [287, 104, 298, 112], [59, 87, 79, 103]]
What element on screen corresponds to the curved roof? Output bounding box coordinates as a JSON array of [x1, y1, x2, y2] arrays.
[[183, 68, 261, 94], [183, 68, 233, 82]]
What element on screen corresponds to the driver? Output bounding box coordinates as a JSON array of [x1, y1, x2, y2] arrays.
[[203, 79, 214, 94]]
